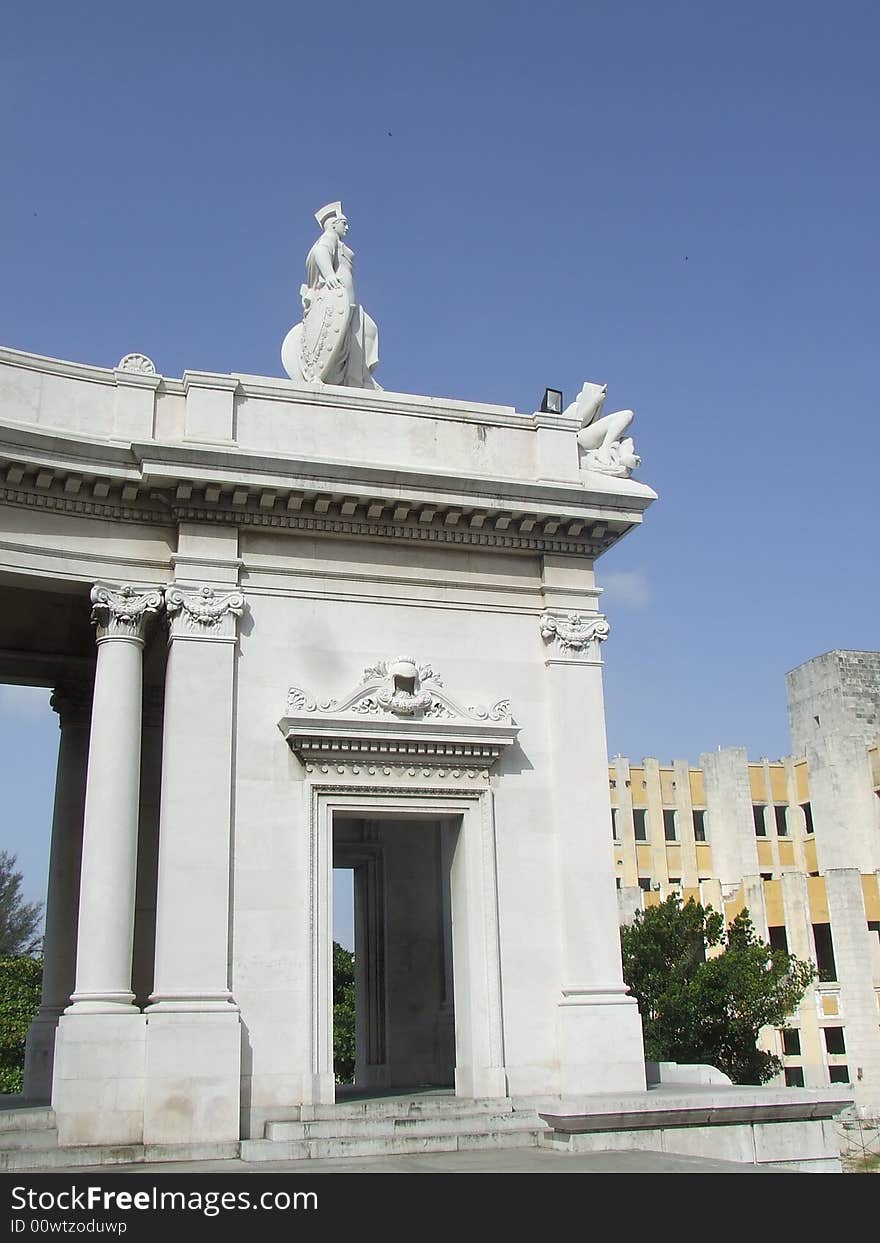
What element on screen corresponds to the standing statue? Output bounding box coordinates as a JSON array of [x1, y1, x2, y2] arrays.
[[281, 202, 381, 389], [564, 381, 641, 478]]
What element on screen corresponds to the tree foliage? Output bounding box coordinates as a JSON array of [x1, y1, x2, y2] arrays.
[[0, 851, 43, 957], [620, 895, 815, 1084], [333, 941, 355, 1084], [0, 956, 42, 1094]]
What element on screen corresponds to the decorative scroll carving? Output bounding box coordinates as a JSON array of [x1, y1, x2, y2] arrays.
[[286, 656, 513, 724], [165, 584, 245, 631], [281, 656, 518, 772], [90, 583, 163, 641], [116, 353, 156, 375], [540, 611, 610, 654]]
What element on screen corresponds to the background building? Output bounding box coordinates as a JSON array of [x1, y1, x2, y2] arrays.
[[613, 649, 880, 1113]]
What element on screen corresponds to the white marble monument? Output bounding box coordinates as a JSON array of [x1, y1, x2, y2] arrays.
[[1, 205, 847, 1170]]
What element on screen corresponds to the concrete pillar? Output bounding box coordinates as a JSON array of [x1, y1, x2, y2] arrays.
[[540, 606, 646, 1094], [143, 578, 245, 1145], [23, 673, 92, 1101], [52, 583, 162, 1146]]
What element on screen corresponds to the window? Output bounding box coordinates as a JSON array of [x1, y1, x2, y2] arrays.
[[753, 805, 767, 836], [668, 877, 681, 887], [781, 1028, 801, 1056], [774, 805, 789, 836], [638, 877, 652, 892], [663, 809, 677, 841], [611, 807, 619, 841], [760, 872, 773, 881], [812, 923, 838, 982], [615, 877, 622, 890], [784, 1067, 805, 1087], [829, 1066, 850, 1084], [633, 809, 648, 841], [868, 920, 880, 944], [801, 802, 814, 834], [823, 1028, 846, 1055], [768, 926, 789, 954], [692, 809, 707, 841]]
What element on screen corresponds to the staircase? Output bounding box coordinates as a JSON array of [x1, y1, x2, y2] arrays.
[[241, 1092, 548, 1162]]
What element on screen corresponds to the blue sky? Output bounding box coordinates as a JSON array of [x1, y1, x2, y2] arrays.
[[2, 2, 878, 945]]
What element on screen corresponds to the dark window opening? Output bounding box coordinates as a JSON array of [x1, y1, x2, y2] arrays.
[[692, 809, 707, 841], [812, 923, 838, 982], [829, 1066, 850, 1084], [668, 877, 681, 886], [611, 807, 619, 841], [784, 1067, 805, 1087], [633, 809, 648, 841], [768, 926, 789, 954], [781, 1028, 801, 1056], [753, 805, 767, 837], [615, 877, 622, 890], [638, 877, 652, 892], [823, 1027, 846, 1055], [801, 802, 814, 834], [761, 872, 773, 881], [775, 805, 789, 836], [867, 920, 879, 942], [663, 809, 677, 841]]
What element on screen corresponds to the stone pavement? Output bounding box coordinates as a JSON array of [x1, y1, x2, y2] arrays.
[[37, 1145, 794, 1175]]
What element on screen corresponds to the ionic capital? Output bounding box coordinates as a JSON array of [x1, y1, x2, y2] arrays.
[[90, 583, 164, 644], [50, 674, 94, 726], [164, 583, 245, 640], [540, 610, 610, 662]]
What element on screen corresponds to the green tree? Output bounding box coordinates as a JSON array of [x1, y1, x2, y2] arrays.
[[0, 851, 42, 957], [333, 941, 355, 1084], [0, 956, 42, 1094], [620, 895, 815, 1084]]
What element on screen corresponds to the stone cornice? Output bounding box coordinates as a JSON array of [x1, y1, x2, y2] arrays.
[[0, 426, 653, 557]]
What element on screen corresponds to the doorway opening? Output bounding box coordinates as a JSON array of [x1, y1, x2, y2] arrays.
[[333, 814, 456, 1094]]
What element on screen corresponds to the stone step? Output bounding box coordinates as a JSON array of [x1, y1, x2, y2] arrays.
[[292, 1095, 516, 1121], [0, 1106, 55, 1134], [0, 1127, 59, 1152], [265, 1110, 539, 1141], [0, 1145, 142, 1173], [242, 1126, 542, 1163]]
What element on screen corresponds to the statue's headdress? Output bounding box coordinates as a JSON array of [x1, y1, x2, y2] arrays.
[[314, 201, 344, 229]]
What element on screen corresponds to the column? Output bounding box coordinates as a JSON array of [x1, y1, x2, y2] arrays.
[[23, 673, 92, 1101], [143, 580, 244, 1145], [52, 583, 162, 1146], [540, 607, 647, 1094]]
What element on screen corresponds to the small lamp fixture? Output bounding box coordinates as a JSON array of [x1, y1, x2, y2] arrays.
[[540, 387, 563, 414]]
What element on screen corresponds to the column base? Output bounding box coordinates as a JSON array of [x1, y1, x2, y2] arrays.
[[557, 987, 647, 1095], [66, 991, 138, 1014], [144, 1009, 241, 1144], [52, 1012, 146, 1146], [23, 1009, 64, 1102]]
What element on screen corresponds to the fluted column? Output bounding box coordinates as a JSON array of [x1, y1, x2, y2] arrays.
[[540, 607, 647, 1094], [66, 584, 162, 1013], [23, 674, 92, 1099]]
